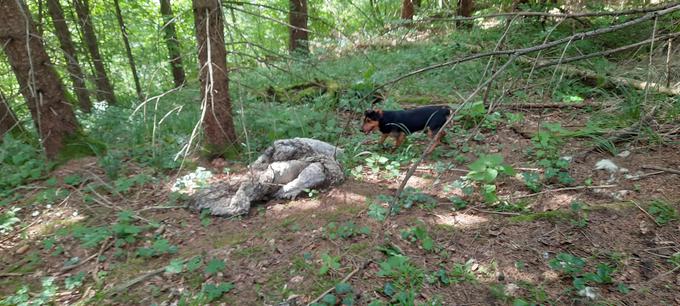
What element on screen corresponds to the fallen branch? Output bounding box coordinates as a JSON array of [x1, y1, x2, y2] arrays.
[[108, 266, 167, 295], [521, 56, 680, 96], [622, 265, 680, 300], [0, 272, 24, 277], [503, 101, 602, 109], [535, 32, 680, 69], [631, 200, 661, 227], [387, 5, 680, 202], [395, 3, 679, 28], [626, 170, 665, 181], [59, 238, 113, 274], [470, 207, 521, 216], [307, 260, 371, 306], [0, 219, 41, 245], [642, 165, 680, 176], [379, 4, 680, 90], [512, 184, 618, 199], [574, 112, 655, 159]]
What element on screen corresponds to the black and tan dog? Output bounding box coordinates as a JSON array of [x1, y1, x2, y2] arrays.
[[361, 105, 451, 152]]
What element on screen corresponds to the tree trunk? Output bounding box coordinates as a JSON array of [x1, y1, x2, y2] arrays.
[[113, 0, 143, 102], [73, 0, 117, 104], [456, 0, 474, 27], [160, 0, 186, 88], [192, 0, 238, 155], [289, 0, 309, 54], [0, 90, 23, 139], [401, 0, 415, 20], [46, 0, 92, 112], [0, 0, 81, 159], [37, 0, 44, 37]]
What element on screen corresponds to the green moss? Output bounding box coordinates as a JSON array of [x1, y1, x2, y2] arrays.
[[201, 141, 241, 160], [347, 241, 371, 255], [509, 210, 572, 223], [210, 231, 248, 249], [398, 95, 435, 105], [232, 245, 266, 259]]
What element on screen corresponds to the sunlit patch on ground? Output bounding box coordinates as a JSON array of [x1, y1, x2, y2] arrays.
[[431, 212, 488, 228], [537, 193, 578, 211]]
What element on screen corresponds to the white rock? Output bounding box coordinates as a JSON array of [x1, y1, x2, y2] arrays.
[[578, 286, 599, 300], [561, 156, 573, 162], [505, 283, 520, 297], [594, 159, 619, 173], [612, 190, 631, 201], [32, 211, 40, 217], [617, 150, 631, 158], [619, 168, 629, 173]]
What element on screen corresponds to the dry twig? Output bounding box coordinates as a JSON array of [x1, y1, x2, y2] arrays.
[[642, 165, 680, 176], [307, 260, 372, 306], [631, 200, 661, 227], [511, 184, 618, 199]]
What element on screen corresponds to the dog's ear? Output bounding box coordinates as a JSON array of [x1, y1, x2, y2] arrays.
[[364, 109, 383, 120]]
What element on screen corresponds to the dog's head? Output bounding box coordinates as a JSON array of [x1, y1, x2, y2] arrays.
[[361, 109, 383, 134]]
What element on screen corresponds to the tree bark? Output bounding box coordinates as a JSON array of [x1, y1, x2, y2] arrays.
[[73, 0, 117, 104], [37, 0, 44, 37], [192, 0, 238, 155], [161, 0, 186, 87], [456, 0, 474, 27], [46, 0, 92, 112], [113, 0, 143, 102], [401, 0, 415, 20], [0, 90, 23, 139], [0, 0, 81, 159], [289, 0, 309, 54], [160, 0, 186, 88]]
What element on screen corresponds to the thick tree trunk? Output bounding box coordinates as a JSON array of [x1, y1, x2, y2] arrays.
[[113, 0, 143, 102], [456, 0, 474, 27], [289, 0, 309, 54], [73, 0, 117, 104], [46, 0, 92, 112], [0, 91, 23, 138], [0, 0, 81, 159], [160, 0, 186, 88], [192, 0, 238, 155], [401, 0, 415, 20]]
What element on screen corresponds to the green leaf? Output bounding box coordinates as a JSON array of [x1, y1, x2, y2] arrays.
[[64, 272, 86, 290], [368, 203, 387, 221], [572, 277, 586, 290], [482, 168, 499, 183], [205, 258, 226, 275], [335, 282, 353, 294], [202, 282, 234, 301], [186, 256, 203, 272], [513, 299, 530, 306], [383, 282, 395, 296], [165, 259, 184, 274], [422, 236, 434, 251], [64, 175, 82, 186], [321, 294, 337, 305]]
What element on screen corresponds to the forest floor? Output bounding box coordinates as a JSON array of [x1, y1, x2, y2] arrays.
[[2, 105, 679, 305], [2, 17, 680, 306]]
